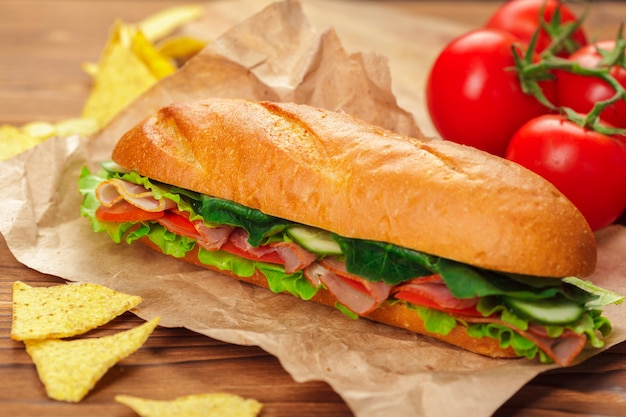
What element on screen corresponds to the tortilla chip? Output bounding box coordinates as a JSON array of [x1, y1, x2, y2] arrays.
[[1, 6, 204, 160], [82, 21, 168, 126], [19, 121, 57, 139], [156, 35, 208, 63], [130, 28, 178, 79], [115, 393, 263, 417], [0, 118, 98, 161], [25, 317, 160, 402], [138, 4, 205, 43], [80, 4, 208, 128], [0, 125, 43, 160], [11, 281, 142, 341], [51, 118, 99, 138]]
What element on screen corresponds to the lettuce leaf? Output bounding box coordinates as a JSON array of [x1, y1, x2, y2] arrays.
[[394, 298, 547, 362], [109, 169, 205, 222], [79, 167, 135, 243], [400, 297, 611, 364], [197, 247, 318, 300], [127, 223, 196, 258], [414, 306, 458, 335], [564, 276, 625, 308]]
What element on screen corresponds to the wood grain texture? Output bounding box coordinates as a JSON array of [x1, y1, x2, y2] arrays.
[[1, 1, 626, 416], [0, 236, 351, 417]]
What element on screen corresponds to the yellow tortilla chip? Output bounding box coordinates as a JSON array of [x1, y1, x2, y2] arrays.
[[1, 6, 205, 160], [156, 35, 208, 62], [0, 124, 43, 160], [80, 21, 160, 127], [20, 121, 57, 139], [26, 317, 160, 403], [138, 4, 205, 43], [115, 393, 263, 417], [130, 27, 178, 79], [0, 117, 98, 161], [51, 117, 99, 138], [11, 281, 142, 341]]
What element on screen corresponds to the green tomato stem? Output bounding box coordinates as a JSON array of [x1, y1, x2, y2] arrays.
[[513, 36, 626, 136], [539, 1, 590, 58]]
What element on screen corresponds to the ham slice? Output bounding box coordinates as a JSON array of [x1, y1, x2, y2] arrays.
[[392, 276, 479, 311], [194, 223, 234, 251], [304, 258, 394, 315], [96, 179, 176, 212], [271, 241, 318, 273], [524, 324, 587, 366], [228, 228, 316, 273]]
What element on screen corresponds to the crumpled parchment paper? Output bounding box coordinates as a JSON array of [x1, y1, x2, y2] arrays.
[[1, 2, 625, 417]]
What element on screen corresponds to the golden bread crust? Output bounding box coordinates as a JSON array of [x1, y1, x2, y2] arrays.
[[113, 98, 596, 277]]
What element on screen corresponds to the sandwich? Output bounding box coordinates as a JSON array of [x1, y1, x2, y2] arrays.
[[79, 98, 622, 366]]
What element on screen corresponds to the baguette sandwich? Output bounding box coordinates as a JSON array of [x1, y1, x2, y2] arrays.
[[79, 98, 622, 366]]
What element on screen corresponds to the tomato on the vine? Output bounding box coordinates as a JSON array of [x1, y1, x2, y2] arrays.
[[505, 114, 626, 231], [485, 0, 587, 56], [556, 40, 626, 129], [426, 28, 556, 156]]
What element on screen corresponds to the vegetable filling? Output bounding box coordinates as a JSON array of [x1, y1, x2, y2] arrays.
[[79, 163, 623, 365]]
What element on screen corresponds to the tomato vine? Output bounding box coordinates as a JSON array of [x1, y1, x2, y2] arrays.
[[513, 23, 626, 135]]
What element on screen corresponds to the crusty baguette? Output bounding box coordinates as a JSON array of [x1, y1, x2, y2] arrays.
[[138, 236, 518, 359], [112, 98, 596, 278]]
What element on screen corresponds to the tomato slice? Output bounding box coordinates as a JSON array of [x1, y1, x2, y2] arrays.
[[220, 241, 285, 265], [394, 291, 483, 317], [96, 201, 165, 223], [157, 211, 200, 239], [336, 274, 369, 294]]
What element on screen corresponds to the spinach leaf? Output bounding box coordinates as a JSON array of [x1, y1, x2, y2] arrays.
[[192, 196, 294, 246], [436, 258, 598, 304], [332, 235, 436, 284]]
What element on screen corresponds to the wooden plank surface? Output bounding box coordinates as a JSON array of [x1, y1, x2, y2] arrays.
[[2, 1, 626, 416]]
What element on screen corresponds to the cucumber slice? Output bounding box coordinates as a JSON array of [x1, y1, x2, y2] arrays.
[[287, 226, 343, 255], [503, 295, 584, 326]]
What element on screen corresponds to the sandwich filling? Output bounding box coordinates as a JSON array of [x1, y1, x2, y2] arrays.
[[79, 162, 623, 366]]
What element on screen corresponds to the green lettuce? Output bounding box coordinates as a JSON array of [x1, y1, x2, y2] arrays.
[[197, 247, 318, 300], [79, 166, 317, 301], [399, 297, 612, 363], [79, 165, 622, 364]]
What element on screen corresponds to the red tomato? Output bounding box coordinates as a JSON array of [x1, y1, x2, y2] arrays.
[[426, 28, 556, 156], [505, 114, 626, 230], [95, 200, 164, 223], [157, 211, 200, 239], [219, 241, 285, 265], [556, 40, 626, 129], [485, 0, 587, 56], [394, 291, 482, 317]]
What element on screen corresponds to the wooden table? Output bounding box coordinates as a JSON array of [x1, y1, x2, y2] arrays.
[[2, 1, 626, 416]]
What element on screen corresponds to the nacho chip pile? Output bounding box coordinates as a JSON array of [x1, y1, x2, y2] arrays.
[[79, 20, 177, 128], [11, 281, 159, 402], [11, 280, 264, 412], [0, 5, 207, 161]]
